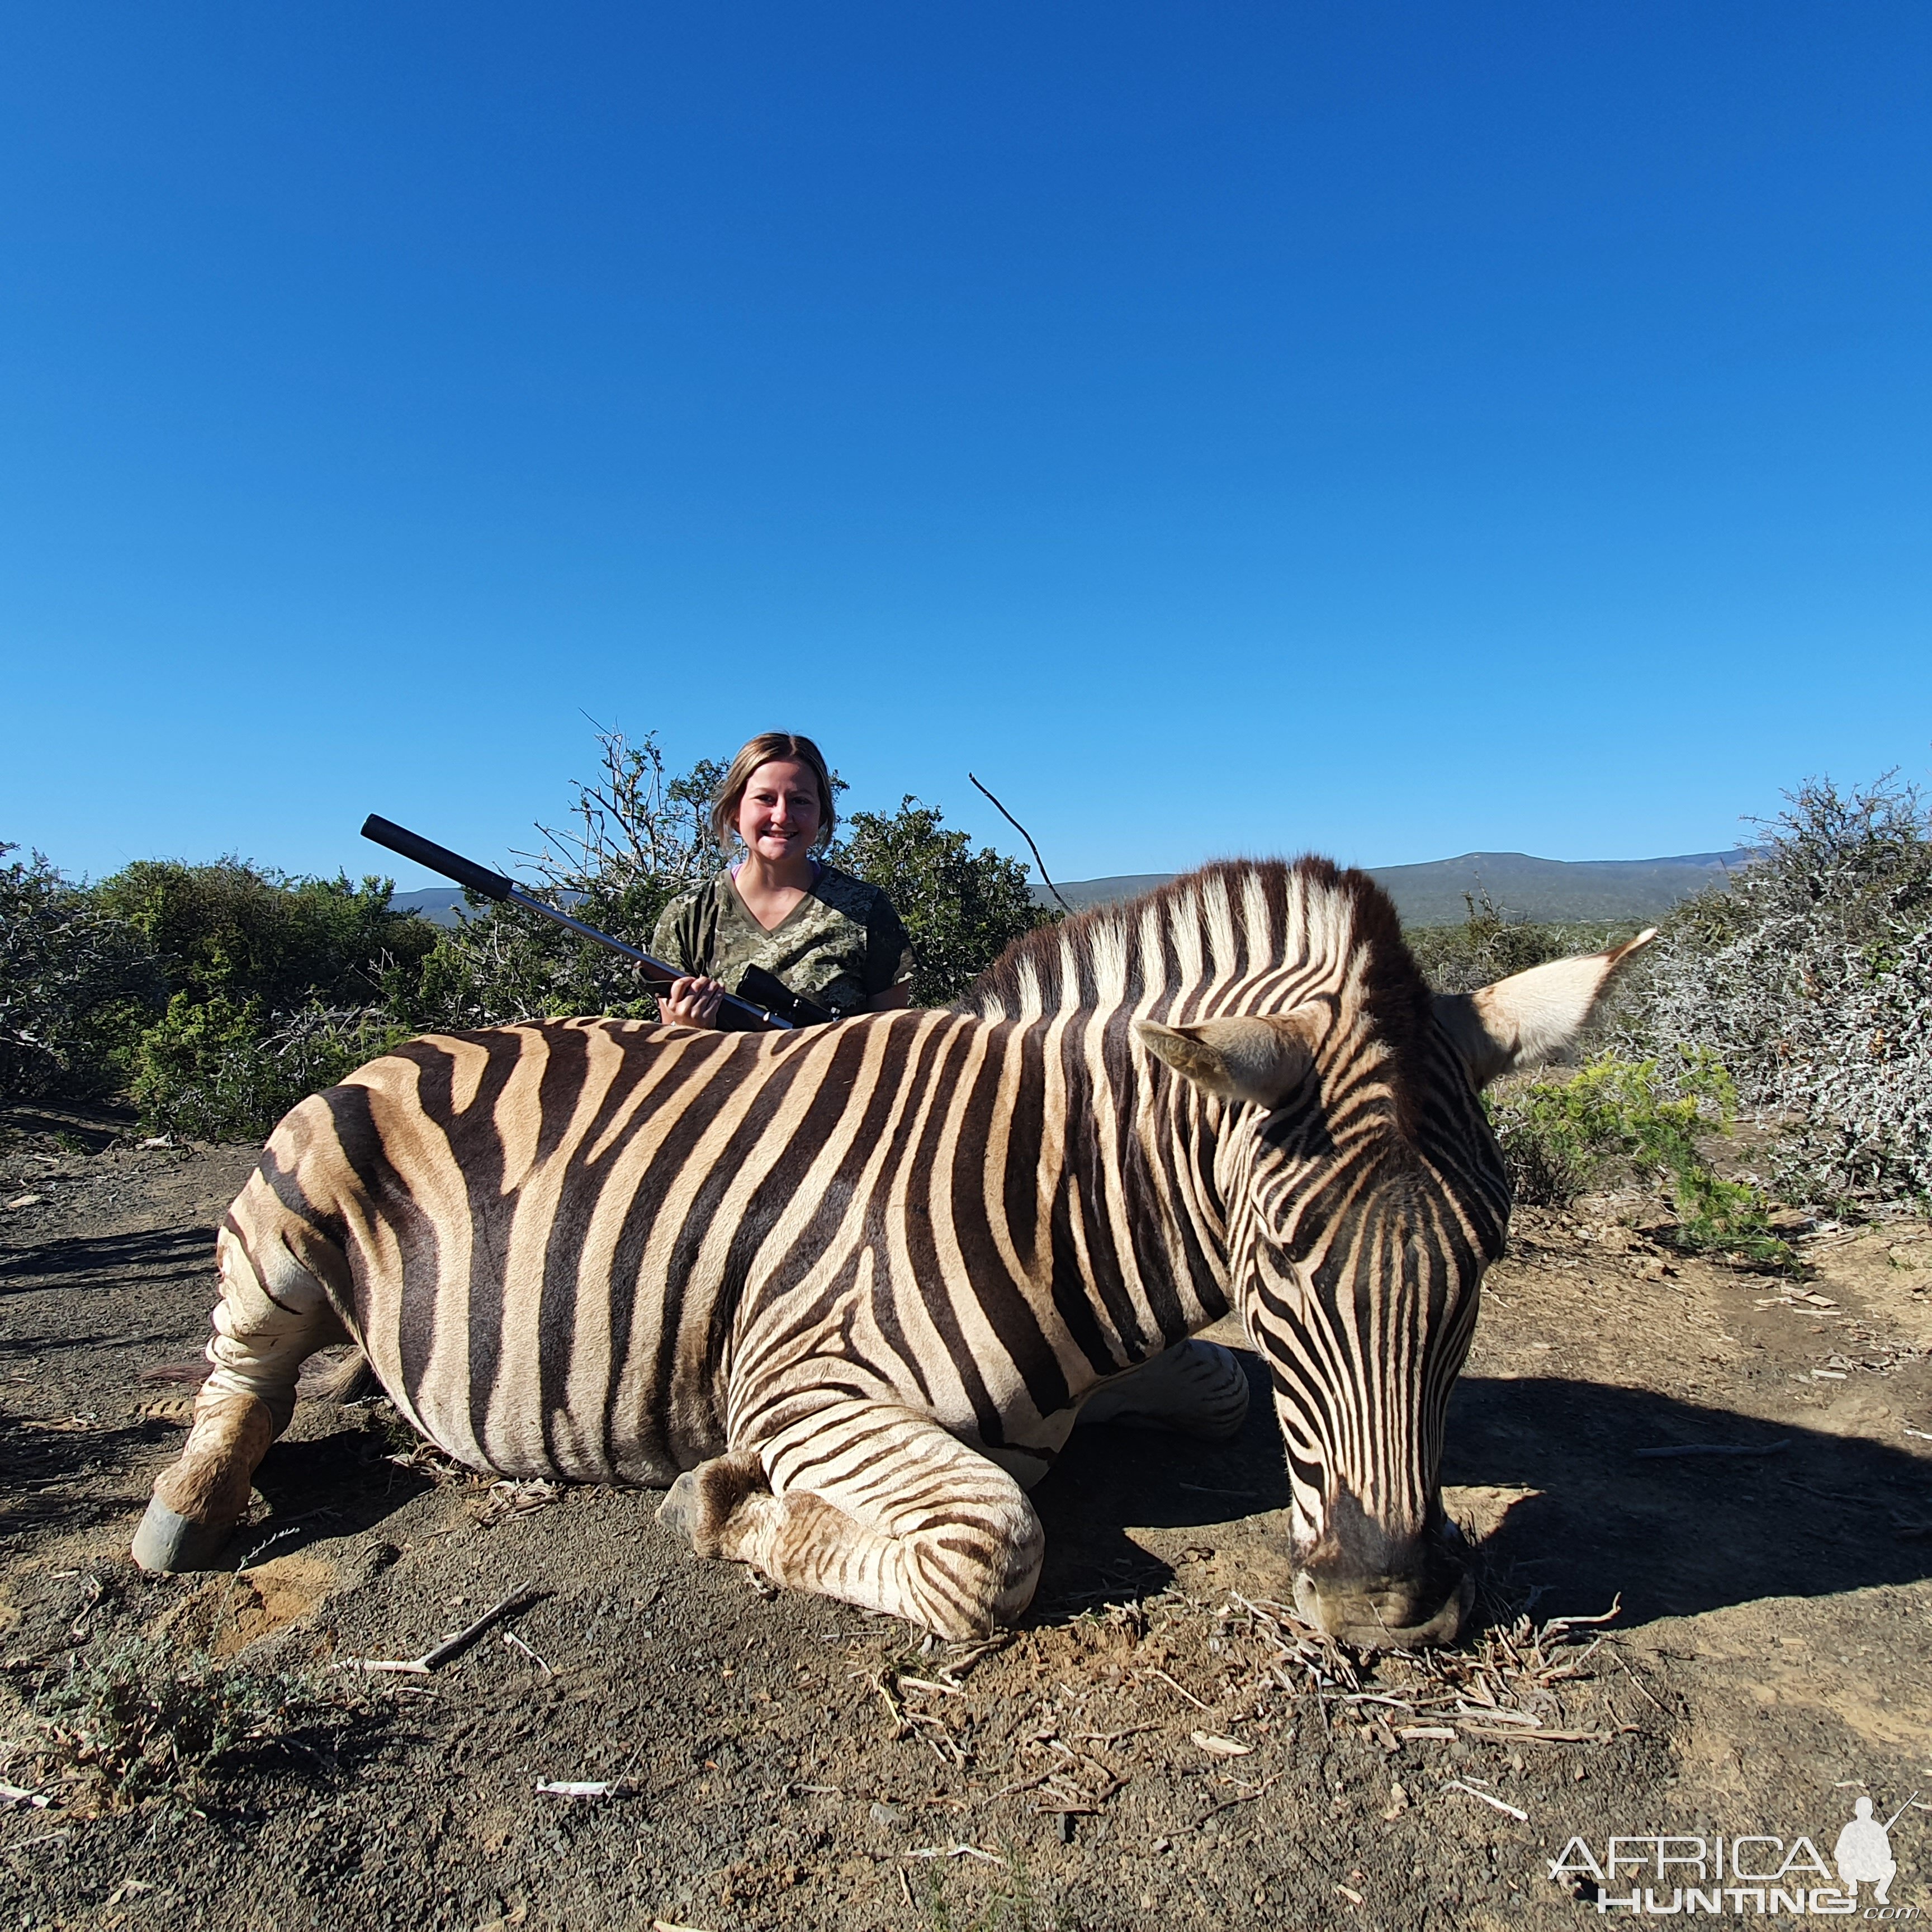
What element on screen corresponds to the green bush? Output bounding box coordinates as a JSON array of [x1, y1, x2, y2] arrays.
[[837, 797, 1054, 1007], [23, 1633, 355, 1813], [96, 859, 437, 1015], [56, 858, 436, 1140], [0, 844, 162, 1105], [127, 995, 411, 1143], [1489, 1049, 1788, 1261]]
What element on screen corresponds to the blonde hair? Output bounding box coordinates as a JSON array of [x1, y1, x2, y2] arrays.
[[710, 731, 837, 853]]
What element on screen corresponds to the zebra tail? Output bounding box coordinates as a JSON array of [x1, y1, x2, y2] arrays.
[[315, 1349, 381, 1404]]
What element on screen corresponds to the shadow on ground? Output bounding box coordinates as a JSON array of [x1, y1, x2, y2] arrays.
[[1443, 1373, 1931, 1626], [1027, 1356, 1931, 1635], [226, 1426, 444, 1564], [0, 1224, 212, 1291]]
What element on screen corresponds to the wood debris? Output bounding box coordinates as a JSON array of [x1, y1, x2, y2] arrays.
[[470, 1478, 563, 1527], [1209, 1585, 1641, 1760], [336, 1588, 541, 1674], [1188, 1730, 1252, 1758], [1446, 1778, 1528, 1821]]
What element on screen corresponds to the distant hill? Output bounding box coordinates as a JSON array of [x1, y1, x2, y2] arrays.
[[1033, 850, 1749, 927], [389, 886, 473, 927], [389, 849, 1748, 934]]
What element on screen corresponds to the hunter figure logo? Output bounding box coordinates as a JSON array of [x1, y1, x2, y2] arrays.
[[1836, 1796, 1903, 1907], [1548, 1786, 1920, 1916]]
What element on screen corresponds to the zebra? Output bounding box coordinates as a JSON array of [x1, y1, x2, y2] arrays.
[[131, 858, 1649, 1646]]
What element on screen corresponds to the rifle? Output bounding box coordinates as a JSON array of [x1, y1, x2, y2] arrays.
[[360, 815, 836, 1033]]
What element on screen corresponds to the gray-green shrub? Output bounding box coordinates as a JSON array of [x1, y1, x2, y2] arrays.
[[407, 726, 719, 1030], [1630, 773, 1932, 1210], [21, 1632, 357, 1813]]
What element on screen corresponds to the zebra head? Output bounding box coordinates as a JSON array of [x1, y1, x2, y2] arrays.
[[1137, 921, 1652, 1649]]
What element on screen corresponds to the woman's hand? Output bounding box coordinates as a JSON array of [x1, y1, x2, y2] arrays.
[[658, 974, 727, 1029]]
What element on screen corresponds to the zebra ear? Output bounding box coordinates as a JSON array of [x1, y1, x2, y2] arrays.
[[1135, 1011, 1322, 1108], [1433, 928, 1655, 1090]]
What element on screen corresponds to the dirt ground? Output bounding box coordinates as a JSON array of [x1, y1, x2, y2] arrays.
[[2, 1098, 1928, 1931]]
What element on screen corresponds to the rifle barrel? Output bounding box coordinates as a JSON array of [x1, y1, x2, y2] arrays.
[[360, 814, 795, 1031]]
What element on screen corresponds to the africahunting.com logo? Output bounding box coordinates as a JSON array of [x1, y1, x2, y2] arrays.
[[1550, 1789, 1923, 1916]]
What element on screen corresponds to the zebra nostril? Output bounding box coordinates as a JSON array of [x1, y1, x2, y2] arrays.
[[1292, 1535, 1472, 1650]]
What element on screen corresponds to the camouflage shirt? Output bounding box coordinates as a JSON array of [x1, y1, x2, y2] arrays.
[[650, 865, 916, 1021]]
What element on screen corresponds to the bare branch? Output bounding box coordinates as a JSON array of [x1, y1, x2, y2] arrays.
[[969, 774, 1072, 915]]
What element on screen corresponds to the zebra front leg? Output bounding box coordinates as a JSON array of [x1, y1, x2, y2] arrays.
[[132, 1215, 347, 1573], [1075, 1338, 1251, 1440], [659, 1401, 1044, 1640]]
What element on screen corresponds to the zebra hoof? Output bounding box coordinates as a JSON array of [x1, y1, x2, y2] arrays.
[[657, 1470, 705, 1547], [130, 1496, 239, 1574], [657, 1450, 766, 1557]]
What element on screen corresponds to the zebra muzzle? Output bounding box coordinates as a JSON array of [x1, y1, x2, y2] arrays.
[[1289, 1512, 1474, 1651], [1291, 1562, 1474, 1650]]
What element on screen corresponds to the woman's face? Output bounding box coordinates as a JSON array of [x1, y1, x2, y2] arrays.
[[736, 759, 824, 863]]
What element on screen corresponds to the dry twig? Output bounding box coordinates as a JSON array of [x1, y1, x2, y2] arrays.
[[1446, 1779, 1528, 1821], [1140, 1666, 1214, 1712], [336, 1589, 540, 1675]]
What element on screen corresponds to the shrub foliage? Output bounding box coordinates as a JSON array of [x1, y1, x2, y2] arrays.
[[0, 845, 161, 1106], [836, 797, 1049, 1007], [1404, 891, 1631, 997], [1633, 773, 1932, 1210], [408, 728, 722, 1030], [1402, 774, 1932, 1219], [21, 1632, 357, 1813], [1486, 1050, 1787, 1261], [3, 726, 1054, 1139]]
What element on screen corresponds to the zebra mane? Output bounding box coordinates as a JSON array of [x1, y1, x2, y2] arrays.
[[962, 856, 1433, 1046]]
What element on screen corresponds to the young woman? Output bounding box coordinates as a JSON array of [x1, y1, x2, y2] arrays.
[[652, 731, 915, 1028]]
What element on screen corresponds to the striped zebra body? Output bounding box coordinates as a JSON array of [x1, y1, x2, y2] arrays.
[[134, 858, 1647, 1645], [245, 1008, 1240, 1488]]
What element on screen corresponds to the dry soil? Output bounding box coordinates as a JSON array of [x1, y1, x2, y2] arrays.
[[1, 1100, 1928, 1930]]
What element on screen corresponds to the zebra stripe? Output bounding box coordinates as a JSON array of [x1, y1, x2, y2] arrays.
[[143, 857, 1549, 1642]]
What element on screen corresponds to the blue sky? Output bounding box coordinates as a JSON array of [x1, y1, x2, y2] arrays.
[[3, 3, 1928, 889]]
